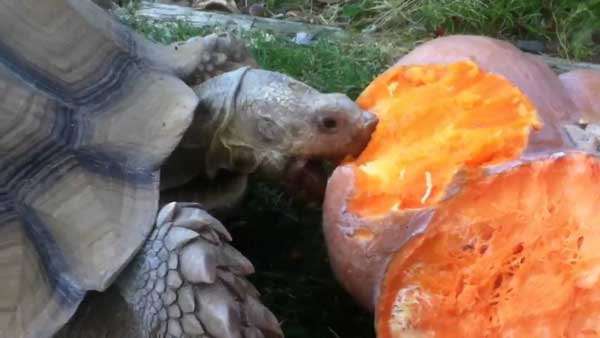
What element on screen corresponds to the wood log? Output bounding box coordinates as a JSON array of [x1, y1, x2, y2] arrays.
[[124, 1, 354, 40], [541, 55, 600, 73]]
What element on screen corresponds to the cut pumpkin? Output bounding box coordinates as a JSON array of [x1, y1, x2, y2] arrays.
[[322, 35, 600, 337]]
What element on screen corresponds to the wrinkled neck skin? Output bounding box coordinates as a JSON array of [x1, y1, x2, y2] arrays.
[[179, 67, 330, 181], [178, 67, 265, 180]]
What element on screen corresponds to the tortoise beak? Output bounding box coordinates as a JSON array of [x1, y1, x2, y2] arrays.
[[349, 110, 378, 158], [361, 110, 379, 131]]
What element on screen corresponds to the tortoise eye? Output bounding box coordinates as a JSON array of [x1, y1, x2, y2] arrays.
[[319, 116, 338, 132]]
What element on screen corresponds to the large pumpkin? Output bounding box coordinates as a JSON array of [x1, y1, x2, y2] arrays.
[[323, 35, 600, 337]]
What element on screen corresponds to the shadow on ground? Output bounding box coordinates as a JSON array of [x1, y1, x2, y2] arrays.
[[229, 182, 376, 338]]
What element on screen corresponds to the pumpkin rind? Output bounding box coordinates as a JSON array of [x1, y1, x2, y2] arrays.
[[559, 69, 600, 123]]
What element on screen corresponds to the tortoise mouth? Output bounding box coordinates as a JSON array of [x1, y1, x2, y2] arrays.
[[281, 157, 331, 203], [280, 126, 376, 203]]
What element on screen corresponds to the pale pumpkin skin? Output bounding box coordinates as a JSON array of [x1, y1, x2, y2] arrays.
[[560, 69, 600, 123], [393, 34, 581, 152], [322, 35, 587, 313]]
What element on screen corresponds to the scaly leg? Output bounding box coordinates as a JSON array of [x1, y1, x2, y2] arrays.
[[114, 202, 282, 338]]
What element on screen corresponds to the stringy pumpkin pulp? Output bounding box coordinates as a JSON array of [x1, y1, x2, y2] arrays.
[[376, 153, 600, 338], [348, 61, 541, 217]]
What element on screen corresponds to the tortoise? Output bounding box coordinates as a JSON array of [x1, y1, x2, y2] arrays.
[[0, 1, 378, 337]]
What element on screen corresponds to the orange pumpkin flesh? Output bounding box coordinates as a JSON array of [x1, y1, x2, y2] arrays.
[[376, 153, 600, 338], [329, 60, 600, 336], [348, 60, 541, 217]]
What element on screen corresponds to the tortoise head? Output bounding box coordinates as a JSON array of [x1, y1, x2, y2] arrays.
[[183, 67, 377, 200]]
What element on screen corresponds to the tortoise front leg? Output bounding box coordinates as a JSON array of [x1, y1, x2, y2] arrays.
[[116, 202, 282, 338], [156, 32, 259, 86]]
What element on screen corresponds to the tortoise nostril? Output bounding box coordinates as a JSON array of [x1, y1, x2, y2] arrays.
[[321, 117, 338, 131], [361, 111, 378, 131]]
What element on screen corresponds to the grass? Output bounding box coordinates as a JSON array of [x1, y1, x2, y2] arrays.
[[122, 15, 388, 337], [124, 0, 600, 61], [246, 34, 388, 99], [122, 15, 391, 98], [358, 0, 600, 61], [258, 0, 600, 61], [121, 14, 216, 44], [125, 16, 390, 98]]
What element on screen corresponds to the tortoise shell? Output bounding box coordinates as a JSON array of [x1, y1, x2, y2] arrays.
[[0, 1, 197, 337]]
